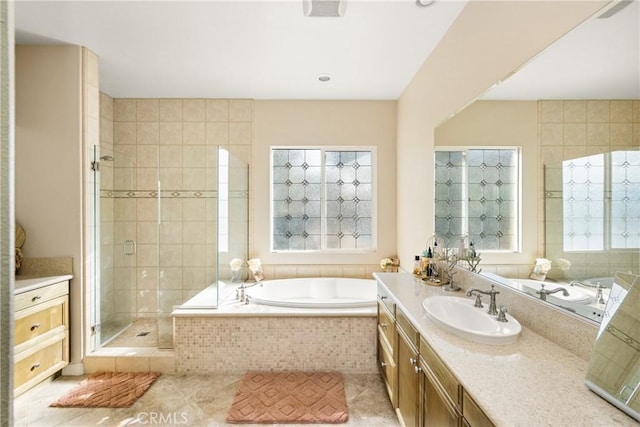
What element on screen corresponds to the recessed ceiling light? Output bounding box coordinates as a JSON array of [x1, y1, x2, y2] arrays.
[[318, 74, 331, 82]]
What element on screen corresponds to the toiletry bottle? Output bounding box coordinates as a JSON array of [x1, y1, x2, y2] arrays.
[[413, 256, 422, 275]]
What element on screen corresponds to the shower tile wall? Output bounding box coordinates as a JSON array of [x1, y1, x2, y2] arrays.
[[538, 100, 640, 279], [103, 97, 253, 326]]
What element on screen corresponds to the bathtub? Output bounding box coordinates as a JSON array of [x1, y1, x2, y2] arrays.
[[246, 277, 377, 308]]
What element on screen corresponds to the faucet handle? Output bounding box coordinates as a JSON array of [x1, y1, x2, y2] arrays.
[[472, 293, 483, 308], [496, 306, 508, 322], [488, 284, 500, 295]]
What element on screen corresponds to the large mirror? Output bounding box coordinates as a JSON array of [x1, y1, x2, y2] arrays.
[[437, 0, 639, 324], [585, 271, 640, 421]]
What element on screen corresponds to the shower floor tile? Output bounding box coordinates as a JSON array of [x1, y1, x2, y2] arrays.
[[14, 373, 399, 426], [104, 318, 159, 348]]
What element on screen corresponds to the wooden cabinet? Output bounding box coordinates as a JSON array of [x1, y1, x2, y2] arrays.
[[375, 284, 494, 427], [397, 315, 420, 427], [14, 277, 69, 396], [377, 290, 397, 407]]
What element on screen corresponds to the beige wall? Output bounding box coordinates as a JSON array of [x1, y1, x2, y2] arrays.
[[434, 100, 539, 274], [253, 100, 397, 268], [396, 0, 608, 270], [15, 45, 87, 371]]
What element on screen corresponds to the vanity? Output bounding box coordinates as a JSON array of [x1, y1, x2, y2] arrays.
[[14, 275, 71, 396], [374, 272, 638, 426]]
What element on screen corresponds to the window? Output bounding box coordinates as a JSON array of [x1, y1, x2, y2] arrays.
[[562, 150, 640, 251], [271, 147, 375, 252], [434, 147, 520, 252]]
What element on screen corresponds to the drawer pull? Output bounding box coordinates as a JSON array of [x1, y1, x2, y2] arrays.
[[380, 323, 388, 329], [414, 366, 422, 374], [31, 295, 42, 302], [380, 361, 387, 368], [409, 357, 416, 365], [30, 323, 41, 331], [30, 362, 41, 371]]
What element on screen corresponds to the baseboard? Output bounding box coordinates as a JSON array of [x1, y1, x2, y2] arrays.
[[61, 362, 85, 376]]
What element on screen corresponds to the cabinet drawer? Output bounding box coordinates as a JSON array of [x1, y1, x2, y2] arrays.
[[15, 281, 69, 312], [378, 302, 396, 353], [396, 309, 419, 349], [420, 336, 461, 408], [15, 299, 65, 347], [377, 285, 395, 316], [14, 339, 65, 391], [463, 390, 495, 427], [377, 339, 397, 406]]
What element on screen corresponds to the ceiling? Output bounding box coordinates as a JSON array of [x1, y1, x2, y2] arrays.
[[14, 0, 640, 101]]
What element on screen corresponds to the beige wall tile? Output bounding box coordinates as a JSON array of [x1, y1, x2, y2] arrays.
[[206, 99, 229, 121], [101, 117, 113, 144], [159, 145, 183, 167], [183, 99, 206, 121], [160, 199, 183, 221], [137, 199, 159, 221], [136, 167, 158, 190], [320, 264, 344, 277], [183, 222, 207, 244], [137, 99, 160, 122], [183, 199, 206, 221], [160, 244, 183, 267], [296, 265, 321, 277], [610, 123, 633, 145], [563, 100, 586, 123], [114, 122, 136, 145], [539, 100, 563, 123], [100, 92, 114, 120], [149, 356, 176, 374], [633, 100, 640, 123], [160, 122, 183, 145], [610, 100, 633, 123], [137, 221, 158, 244], [160, 99, 183, 122], [137, 244, 159, 267], [342, 265, 367, 278], [587, 100, 609, 122], [274, 265, 297, 278], [137, 267, 159, 290], [183, 122, 206, 145], [160, 267, 183, 290], [183, 245, 207, 267], [206, 122, 229, 145], [562, 145, 586, 160], [563, 123, 586, 146], [160, 221, 183, 244], [137, 122, 160, 145], [183, 168, 206, 190], [159, 168, 183, 190], [586, 123, 610, 146], [230, 99, 253, 121], [539, 123, 563, 146], [87, 85, 100, 119], [114, 98, 136, 121], [183, 145, 206, 167], [136, 145, 159, 167], [634, 124, 640, 146], [114, 199, 136, 221]]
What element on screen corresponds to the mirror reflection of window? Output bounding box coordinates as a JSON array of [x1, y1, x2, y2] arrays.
[[562, 150, 640, 252], [434, 147, 520, 252]]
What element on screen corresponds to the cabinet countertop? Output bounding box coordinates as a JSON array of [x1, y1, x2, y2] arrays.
[[374, 272, 637, 426], [15, 275, 72, 295]]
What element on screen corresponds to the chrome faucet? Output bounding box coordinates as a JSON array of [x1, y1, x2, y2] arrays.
[[466, 284, 500, 315], [536, 284, 569, 301], [570, 280, 606, 289], [236, 281, 262, 304], [595, 283, 606, 304]]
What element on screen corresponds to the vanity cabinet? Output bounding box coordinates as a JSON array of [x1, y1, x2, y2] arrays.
[[376, 284, 494, 427], [14, 277, 70, 396], [377, 288, 397, 407]]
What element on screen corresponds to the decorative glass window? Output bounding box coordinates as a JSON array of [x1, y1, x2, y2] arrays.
[[271, 148, 375, 252], [434, 147, 520, 252], [562, 150, 640, 251]]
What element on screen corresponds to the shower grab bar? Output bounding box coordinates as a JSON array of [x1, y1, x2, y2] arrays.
[[123, 240, 136, 255]]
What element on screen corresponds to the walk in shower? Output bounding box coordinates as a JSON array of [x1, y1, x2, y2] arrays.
[[91, 144, 248, 350]]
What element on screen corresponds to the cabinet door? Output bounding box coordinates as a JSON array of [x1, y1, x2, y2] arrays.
[[423, 366, 460, 427], [397, 330, 420, 427]]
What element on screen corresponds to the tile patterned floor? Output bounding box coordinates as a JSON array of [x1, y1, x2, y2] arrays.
[[14, 373, 400, 427]]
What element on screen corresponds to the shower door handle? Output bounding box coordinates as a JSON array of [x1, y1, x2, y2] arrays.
[[123, 240, 136, 255]]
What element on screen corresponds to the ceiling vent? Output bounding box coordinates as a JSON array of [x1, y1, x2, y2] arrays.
[[303, 0, 347, 17]]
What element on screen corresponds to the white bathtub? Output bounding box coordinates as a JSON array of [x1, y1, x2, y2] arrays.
[[246, 277, 377, 308]]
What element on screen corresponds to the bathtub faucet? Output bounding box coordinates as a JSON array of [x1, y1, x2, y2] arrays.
[[236, 281, 262, 304]]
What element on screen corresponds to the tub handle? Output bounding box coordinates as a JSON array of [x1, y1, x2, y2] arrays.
[[379, 295, 387, 300]]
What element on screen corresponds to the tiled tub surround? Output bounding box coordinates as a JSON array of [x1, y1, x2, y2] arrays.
[[173, 288, 377, 374], [374, 272, 638, 426]]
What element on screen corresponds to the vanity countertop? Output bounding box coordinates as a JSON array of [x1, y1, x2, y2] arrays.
[[15, 275, 72, 295], [374, 272, 637, 426]]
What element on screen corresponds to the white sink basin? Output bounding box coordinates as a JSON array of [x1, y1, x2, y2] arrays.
[[423, 296, 522, 345]]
